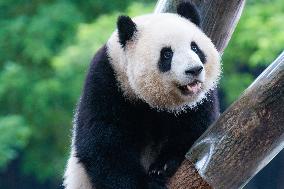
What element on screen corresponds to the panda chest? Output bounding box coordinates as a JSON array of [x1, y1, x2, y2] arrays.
[[138, 119, 170, 171]]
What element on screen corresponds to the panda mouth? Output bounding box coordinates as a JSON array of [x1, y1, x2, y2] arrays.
[[178, 80, 202, 95]]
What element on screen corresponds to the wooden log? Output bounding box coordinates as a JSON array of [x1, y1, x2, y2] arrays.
[[169, 51, 284, 189]]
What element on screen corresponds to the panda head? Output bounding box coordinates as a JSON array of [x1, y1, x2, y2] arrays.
[[107, 2, 221, 112]]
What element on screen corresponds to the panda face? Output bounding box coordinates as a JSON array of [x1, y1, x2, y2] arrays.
[[107, 13, 221, 112]]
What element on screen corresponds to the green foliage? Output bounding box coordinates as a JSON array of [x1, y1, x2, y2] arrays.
[[221, 0, 284, 105], [71, 0, 153, 21], [0, 115, 30, 169], [23, 2, 83, 63]]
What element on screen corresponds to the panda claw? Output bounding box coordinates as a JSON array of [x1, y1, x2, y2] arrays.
[[163, 164, 168, 171], [148, 167, 166, 178]]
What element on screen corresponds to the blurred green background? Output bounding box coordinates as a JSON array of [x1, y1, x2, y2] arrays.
[[0, 0, 283, 188]]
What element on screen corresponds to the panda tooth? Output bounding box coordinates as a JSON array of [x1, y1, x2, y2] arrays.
[[186, 84, 193, 91], [186, 82, 201, 93]]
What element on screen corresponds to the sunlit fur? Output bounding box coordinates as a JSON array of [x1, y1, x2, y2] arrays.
[[63, 114, 93, 189], [107, 13, 221, 112], [63, 149, 92, 189]]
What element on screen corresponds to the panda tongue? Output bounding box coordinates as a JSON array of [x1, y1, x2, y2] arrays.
[[187, 82, 201, 94]]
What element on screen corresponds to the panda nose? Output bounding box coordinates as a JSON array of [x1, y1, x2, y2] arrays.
[[185, 66, 203, 76]]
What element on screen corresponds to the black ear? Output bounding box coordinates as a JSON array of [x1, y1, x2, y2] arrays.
[[177, 2, 201, 26], [117, 15, 137, 48]]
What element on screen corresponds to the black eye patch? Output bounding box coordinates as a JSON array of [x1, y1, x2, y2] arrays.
[[158, 47, 173, 72], [191, 41, 206, 64]]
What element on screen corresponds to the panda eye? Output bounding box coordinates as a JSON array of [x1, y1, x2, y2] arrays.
[[159, 47, 173, 72], [164, 51, 172, 59], [162, 48, 173, 59], [191, 41, 206, 64], [191, 42, 199, 53]]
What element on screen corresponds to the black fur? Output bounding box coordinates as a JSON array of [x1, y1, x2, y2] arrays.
[[177, 2, 201, 26], [74, 45, 219, 189], [191, 41, 206, 64], [158, 47, 173, 73], [117, 15, 137, 48]]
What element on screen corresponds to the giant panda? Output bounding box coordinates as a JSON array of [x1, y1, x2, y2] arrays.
[[63, 2, 221, 189]]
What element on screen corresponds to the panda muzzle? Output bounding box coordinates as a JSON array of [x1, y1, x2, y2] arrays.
[[178, 80, 202, 95]]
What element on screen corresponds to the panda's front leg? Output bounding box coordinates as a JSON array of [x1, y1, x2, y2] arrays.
[[148, 154, 184, 184], [74, 122, 167, 189], [148, 138, 190, 185]]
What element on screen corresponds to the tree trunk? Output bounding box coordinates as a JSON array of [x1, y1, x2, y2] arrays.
[[155, 0, 284, 188]]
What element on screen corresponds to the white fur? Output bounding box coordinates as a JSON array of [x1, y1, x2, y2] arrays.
[[63, 111, 93, 189], [107, 13, 221, 112], [63, 148, 93, 189]]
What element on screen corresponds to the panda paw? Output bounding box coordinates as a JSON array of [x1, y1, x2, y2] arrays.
[[148, 163, 168, 179], [148, 158, 182, 180]]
